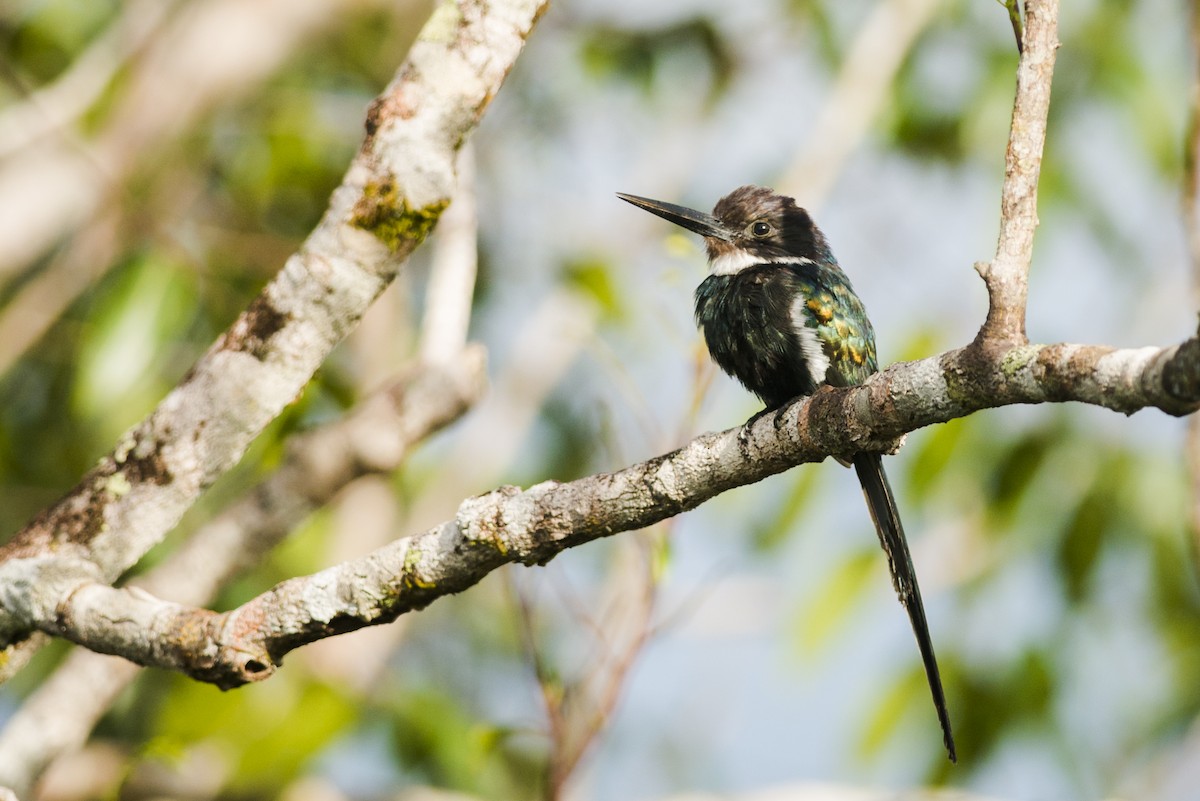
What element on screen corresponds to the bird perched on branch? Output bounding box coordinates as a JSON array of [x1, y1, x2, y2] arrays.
[[618, 185, 955, 763]]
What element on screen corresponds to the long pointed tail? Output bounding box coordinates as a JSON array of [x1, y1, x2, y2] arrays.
[[853, 453, 956, 763]]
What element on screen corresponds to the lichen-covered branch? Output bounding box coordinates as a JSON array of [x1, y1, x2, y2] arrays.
[[0, 0, 547, 673], [23, 335, 1198, 688], [0, 350, 486, 793]]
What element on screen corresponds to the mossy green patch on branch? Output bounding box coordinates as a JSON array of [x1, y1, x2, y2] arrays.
[[401, 543, 437, 590], [941, 364, 978, 410], [1000, 344, 1040, 378], [350, 178, 448, 252]]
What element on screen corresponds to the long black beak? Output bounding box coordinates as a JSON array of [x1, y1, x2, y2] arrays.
[[616, 193, 731, 241]]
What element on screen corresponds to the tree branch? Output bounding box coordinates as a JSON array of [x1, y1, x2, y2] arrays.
[[0, 350, 487, 793], [18, 335, 1197, 688], [975, 0, 1059, 344], [9, 0, 1192, 699], [421, 143, 479, 363], [0, 0, 548, 675]]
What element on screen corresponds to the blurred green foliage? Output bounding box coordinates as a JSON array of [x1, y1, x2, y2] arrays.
[[154, 674, 358, 792], [0, 0, 115, 83], [580, 18, 733, 106], [388, 688, 542, 798]]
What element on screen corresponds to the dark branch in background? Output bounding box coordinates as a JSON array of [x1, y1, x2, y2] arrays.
[[510, 533, 661, 799], [0, 0, 549, 680]]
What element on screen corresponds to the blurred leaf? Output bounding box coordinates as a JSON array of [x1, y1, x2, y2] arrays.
[[534, 393, 602, 484], [650, 530, 673, 583], [793, 550, 876, 656], [784, 0, 841, 66], [960, 44, 1027, 161], [212, 92, 357, 241], [72, 254, 198, 439], [1159, 611, 1200, 735], [952, 649, 1052, 761], [229, 682, 356, 790], [891, 327, 943, 365], [751, 467, 822, 551], [884, 16, 1003, 164], [1064, 0, 1139, 98], [153, 674, 355, 792], [905, 416, 970, 502], [888, 108, 966, 162], [1055, 493, 1108, 604], [983, 420, 1062, 526], [1051, 0, 1185, 180], [858, 657, 939, 761], [579, 18, 733, 105], [564, 257, 621, 320], [389, 687, 540, 799], [1055, 452, 1128, 603], [1, 0, 115, 83]]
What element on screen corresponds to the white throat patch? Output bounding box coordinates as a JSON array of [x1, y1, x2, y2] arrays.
[[708, 251, 815, 276]]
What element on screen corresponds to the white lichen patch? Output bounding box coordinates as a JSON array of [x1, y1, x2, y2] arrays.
[[1095, 346, 1159, 386], [301, 567, 345, 624]]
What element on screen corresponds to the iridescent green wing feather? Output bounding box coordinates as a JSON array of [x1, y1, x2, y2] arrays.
[[793, 267, 877, 387]]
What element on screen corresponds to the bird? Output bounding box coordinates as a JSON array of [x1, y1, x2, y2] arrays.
[[617, 185, 956, 763]]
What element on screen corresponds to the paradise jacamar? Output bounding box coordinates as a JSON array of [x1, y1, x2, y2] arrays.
[[618, 185, 955, 762]]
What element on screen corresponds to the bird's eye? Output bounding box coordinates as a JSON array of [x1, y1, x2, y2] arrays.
[[750, 221, 771, 237]]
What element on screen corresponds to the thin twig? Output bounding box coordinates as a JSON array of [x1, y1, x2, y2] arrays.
[[519, 534, 661, 800], [1000, 0, 1024, 53], [554, 535, 659, 793]]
